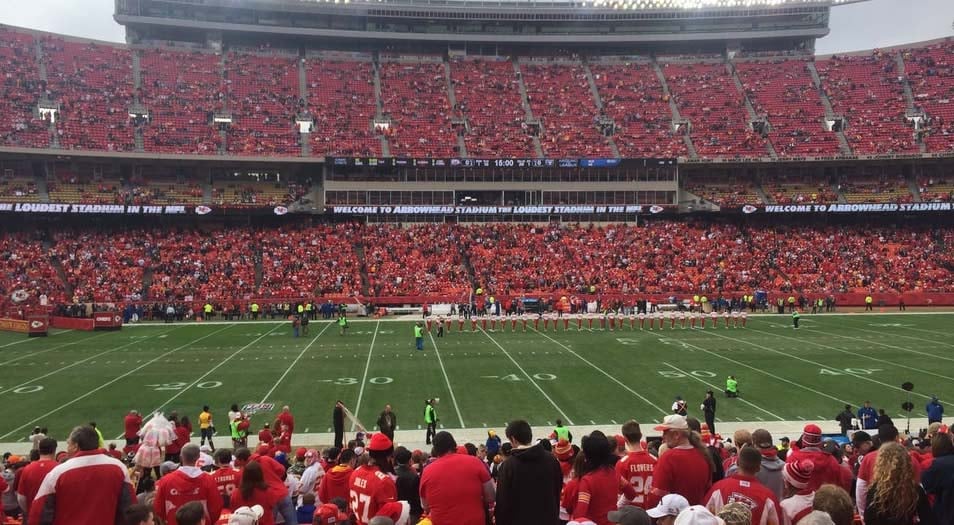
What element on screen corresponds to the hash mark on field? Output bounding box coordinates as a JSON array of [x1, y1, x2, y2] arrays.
[[611, 419, 617, 425], [590, 420, 596, 424], [736, 417, 743, 422]]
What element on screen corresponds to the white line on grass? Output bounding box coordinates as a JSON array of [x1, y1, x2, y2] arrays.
[[706, 330, 938, 401], [0, 331, 111, 367], [135, 323, 286, 427], [0, 326, 181, 396], [662, 362, 783, 420], [531, 327, 669, 417], [802, 324, 954, 362], [479, 328, 574, 425], [675, 339, 852, 406], [0, 329, 74, 349], [747, 327, 954, 383], [1, 324, 237, 441], [352, 321, 380, 431], [427, 331, 465, 428], [827, 319, 954, 349], [259, 322, 333, 403]]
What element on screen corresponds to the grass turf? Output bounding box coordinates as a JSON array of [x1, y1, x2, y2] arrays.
[[0, 313, 950, 442]]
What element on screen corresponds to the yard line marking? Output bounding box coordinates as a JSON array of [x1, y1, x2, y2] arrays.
[[675, 339, 852, 406], [0, 331, 110, 367], [805, 323, 954, 361], [0, 327, 180, 396], [752, 328, 954, 380], [480, 328, 573, 425], [0, 324, 238, 441], [0, 329, 75, 349], [531, 327, 668, 417], [259, 322, 333, 403], [709, 330, 939, 401], [663, 362, 783, 421], [428, 331, 465, 428], [352, 321, 380, 431], [137, 323, 285, 429]]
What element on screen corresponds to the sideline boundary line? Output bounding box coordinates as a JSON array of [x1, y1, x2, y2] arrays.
[[1, 324, 237, 440], [480, 328, 574, 425], [352, 321, 380, 431], [531, 327, 669, 417], [260, 322, 333, 403], [428, 330, 465, 428]]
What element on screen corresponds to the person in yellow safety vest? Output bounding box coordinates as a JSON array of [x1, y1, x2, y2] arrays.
[[865, 295, 873, 311], [203, 303, 213, 320], [476, 287, 483, 296], [589, 285, 596, 294], [787, 296, 796, 312], [553, 419, 572, 442], [297, 304, 304, 315], [250, 302, 260, 320], [305, 302, 313, 320]]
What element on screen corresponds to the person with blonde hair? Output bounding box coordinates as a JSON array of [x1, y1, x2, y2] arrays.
[[811, 485, 853, 525], [862, 442, 937, 525]]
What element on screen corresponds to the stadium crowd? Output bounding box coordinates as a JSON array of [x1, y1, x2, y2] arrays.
[[1, 221, 953, 317], [0, 403, 950, 525]]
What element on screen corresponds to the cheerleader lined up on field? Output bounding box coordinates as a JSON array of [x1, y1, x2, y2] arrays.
[[420, 309, 747, 333]]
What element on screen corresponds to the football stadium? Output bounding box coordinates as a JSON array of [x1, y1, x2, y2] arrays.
[[0, 0, 953, 523]]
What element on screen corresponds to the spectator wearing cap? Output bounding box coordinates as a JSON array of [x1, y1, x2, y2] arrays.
[[652, 415, 713, 505], [811, 484, 854, 525], [780, 459, 815, 525], [155, 443, 223, 525], [786, 424, 849, 492], [29, 425, 135, 525], [647, 494, 690, 525], [495, 419, 562, 525], [349, 433, 398, 525], [420, 431, 494, 525], [393, 447, 422, 523], [673, 505, 725, 525], [608, 505, 651, 525], [230, 504, 265, 525], [704, 447, 781, 525], [486, 430, 502, 459], [554, 439, 577, 481], [727, 429, 784, 501], [313, 502, 349, 525], [17, 437, 57, 515], [921, 432, 954, 525]]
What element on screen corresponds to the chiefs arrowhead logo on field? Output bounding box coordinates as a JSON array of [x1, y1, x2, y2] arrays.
[[742, 205, 758, 214], [649, 205, 664, 214], [273, 206, 289, 216], [195, 205, 212, 215]]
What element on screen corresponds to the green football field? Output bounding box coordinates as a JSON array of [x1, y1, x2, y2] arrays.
[[0, 313, 951, 443]]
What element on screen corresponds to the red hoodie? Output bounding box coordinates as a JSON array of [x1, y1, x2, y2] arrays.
[[785, 446, 850, 492], [154, 466, 224, 525], [318, 465, 354, 504]]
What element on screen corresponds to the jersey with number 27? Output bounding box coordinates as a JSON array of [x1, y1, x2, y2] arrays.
[[349, 465, 397, 525], [616, 450, 658, 509]]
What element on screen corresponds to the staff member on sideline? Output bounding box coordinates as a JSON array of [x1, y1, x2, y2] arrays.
[[424, 399, 438, 445], [414, 322, 424, 351]]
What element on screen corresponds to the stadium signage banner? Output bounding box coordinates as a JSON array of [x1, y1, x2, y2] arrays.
[[0, 316, 48, 336], [0, 203, 194, 215], [328, 204, 666, 215], [742, 203, 954, 214], [327, 157, 676, 168]]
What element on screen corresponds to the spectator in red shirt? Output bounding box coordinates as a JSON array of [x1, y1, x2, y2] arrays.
[[275, 406, 295, 436], [651, 415, 713, 505], [17, 437, 57, 516], [348, 433, 398, 525], [154, 444, 223, 525], [318, 449, 355, 506], [258, 424, 274, 446], [567, 430, 622, 525], [125, 410, 143, 446], [704, 447, 781, 525], [210, 449, 240, 509], [786, 424, 850, 493], [617, 420, 659, 510], [229, 462, 282, 525], [420, 431, 494, 525]]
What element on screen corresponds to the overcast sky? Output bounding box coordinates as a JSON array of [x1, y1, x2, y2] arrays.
[[1, 0, 951, 53]]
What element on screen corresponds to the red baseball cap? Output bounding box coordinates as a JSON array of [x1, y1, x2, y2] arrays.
[[314, 503, 349, 524], [368, 433, 393, 452]]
